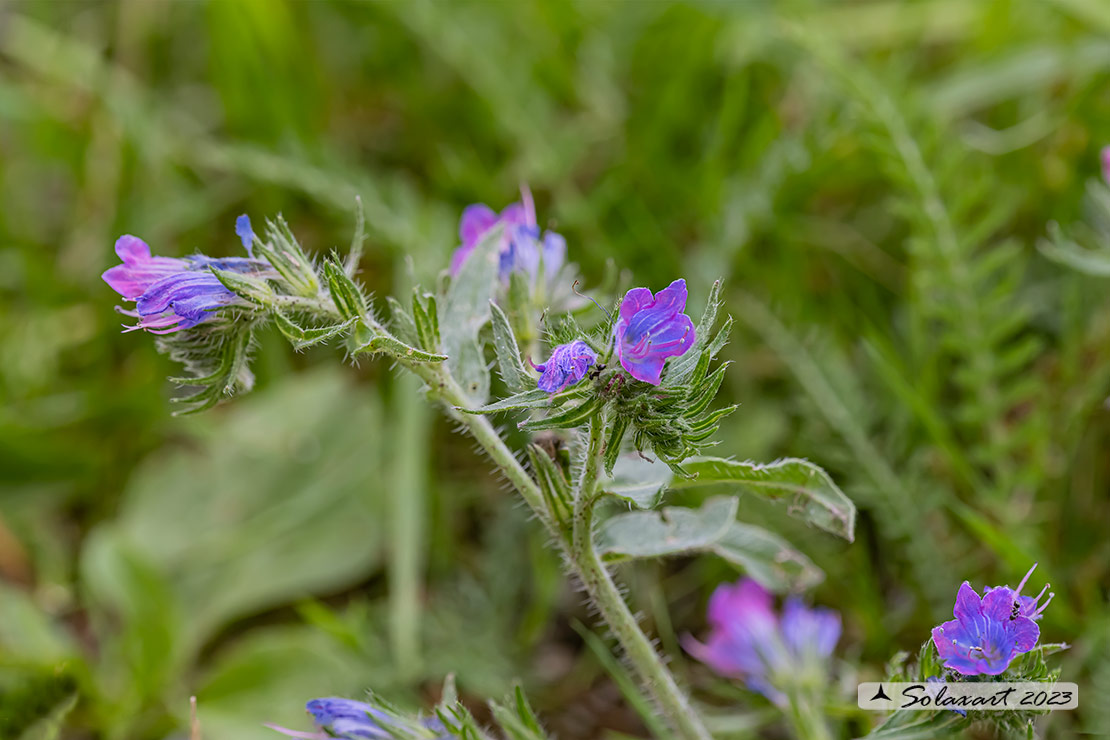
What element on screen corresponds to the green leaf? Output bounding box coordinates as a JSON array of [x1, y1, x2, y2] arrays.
[[386, 296, 420, 346], [458, 388, 553, 415], [488, 685, 551, 740], [671, 457, 856, 541], [271, 312, 357, 350], [0, 583, 77, 662], [194, 623, 381, 740], [712, 522, 823, 592], [440, 226, 502, 405], [596, 496, 738, 561], [527, 444, 572, 523], [81, 370, 388, 664], [351, 328, 448, 363], [490, 300, 531, 392], [600, 453, 672, 509], [412, 289, 441, 352], [322, 259, 368, 321], [518, 395, 605, 431], [859, 711, 967, 739], [603, 414, 631, 475]]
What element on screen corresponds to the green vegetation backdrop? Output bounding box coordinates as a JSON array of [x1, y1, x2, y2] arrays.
[[1, 1, 1108, 738]]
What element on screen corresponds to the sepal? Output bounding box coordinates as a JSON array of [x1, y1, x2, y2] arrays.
[[252, 215, 319, 296], [210, 267, 274, 306]]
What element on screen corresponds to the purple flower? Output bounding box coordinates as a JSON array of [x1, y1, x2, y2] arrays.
[[102, 231, 265, 334], [531, 340, 597, 393], [682, 578, 840, 705], [267, 697, 447, 740], [931, 581, 1040, 676], [983, 562, 1054, 622], [450, 185, 565, 282], [613, 279, 696, 385]]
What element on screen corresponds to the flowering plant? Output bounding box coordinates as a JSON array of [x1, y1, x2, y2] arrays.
[[103, 189, 864, 739]]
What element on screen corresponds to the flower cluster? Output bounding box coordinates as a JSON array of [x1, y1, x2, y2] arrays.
[[931, 564, 1050, 676], [683, 578, 840, 706], [102, 220, 267, 334], [450, 185, 565, 285]]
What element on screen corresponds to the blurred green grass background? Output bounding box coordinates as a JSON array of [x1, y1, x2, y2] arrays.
[[2, 1, 1110, 738]]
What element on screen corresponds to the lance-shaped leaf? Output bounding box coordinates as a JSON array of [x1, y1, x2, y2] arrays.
[[271, 313, 357, 351], [490, 300, 531, 392], [412, 289, 441, 352], [350, 326, 447, 363], [597, 496, 738, 561], [670, 457, 855, 541], [489, 685, 552, 740], [518, 395, 605, 432], [322, 259, 368, 321], [459, 388, 554, 415], [711, 522, 823, 592], [527, 445, 572, 527], [599, 453, 672, 509], [603, 414, 631, 475], [440, 227, 501, 405]]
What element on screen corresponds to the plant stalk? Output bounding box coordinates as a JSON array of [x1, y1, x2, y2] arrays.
[[407, 366, 711, 740]]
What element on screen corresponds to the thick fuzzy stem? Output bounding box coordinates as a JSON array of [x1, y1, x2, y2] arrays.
[[352, 313, 711, 739]]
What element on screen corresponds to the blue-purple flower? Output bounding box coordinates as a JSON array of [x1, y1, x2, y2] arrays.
[[613, 279, 696, 385], [1102, 146, 1110, 184], [268, 697, 447, 740], [102, 223, 266, 334], [531, 340, 597, 393], [682, 578, 840, 705], [983, 562, 1054, 622], [931, 580, 1040, 676], [450, 185, 565, 283]]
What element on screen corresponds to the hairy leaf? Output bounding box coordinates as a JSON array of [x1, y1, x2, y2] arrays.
[[671, 457, 855, 541]]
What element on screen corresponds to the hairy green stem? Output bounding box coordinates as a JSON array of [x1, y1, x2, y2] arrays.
[[326, 307, 711, 739], [574, 516, 712, 740], [571, 417, 710, 740], [411, 368, 709, 739]]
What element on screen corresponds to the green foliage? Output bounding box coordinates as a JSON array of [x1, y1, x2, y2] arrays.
[[596, 496, 822, 592], [440, 228, 502, 405], [2, 1, 1108, 738], [671, 456, 856, 541]]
